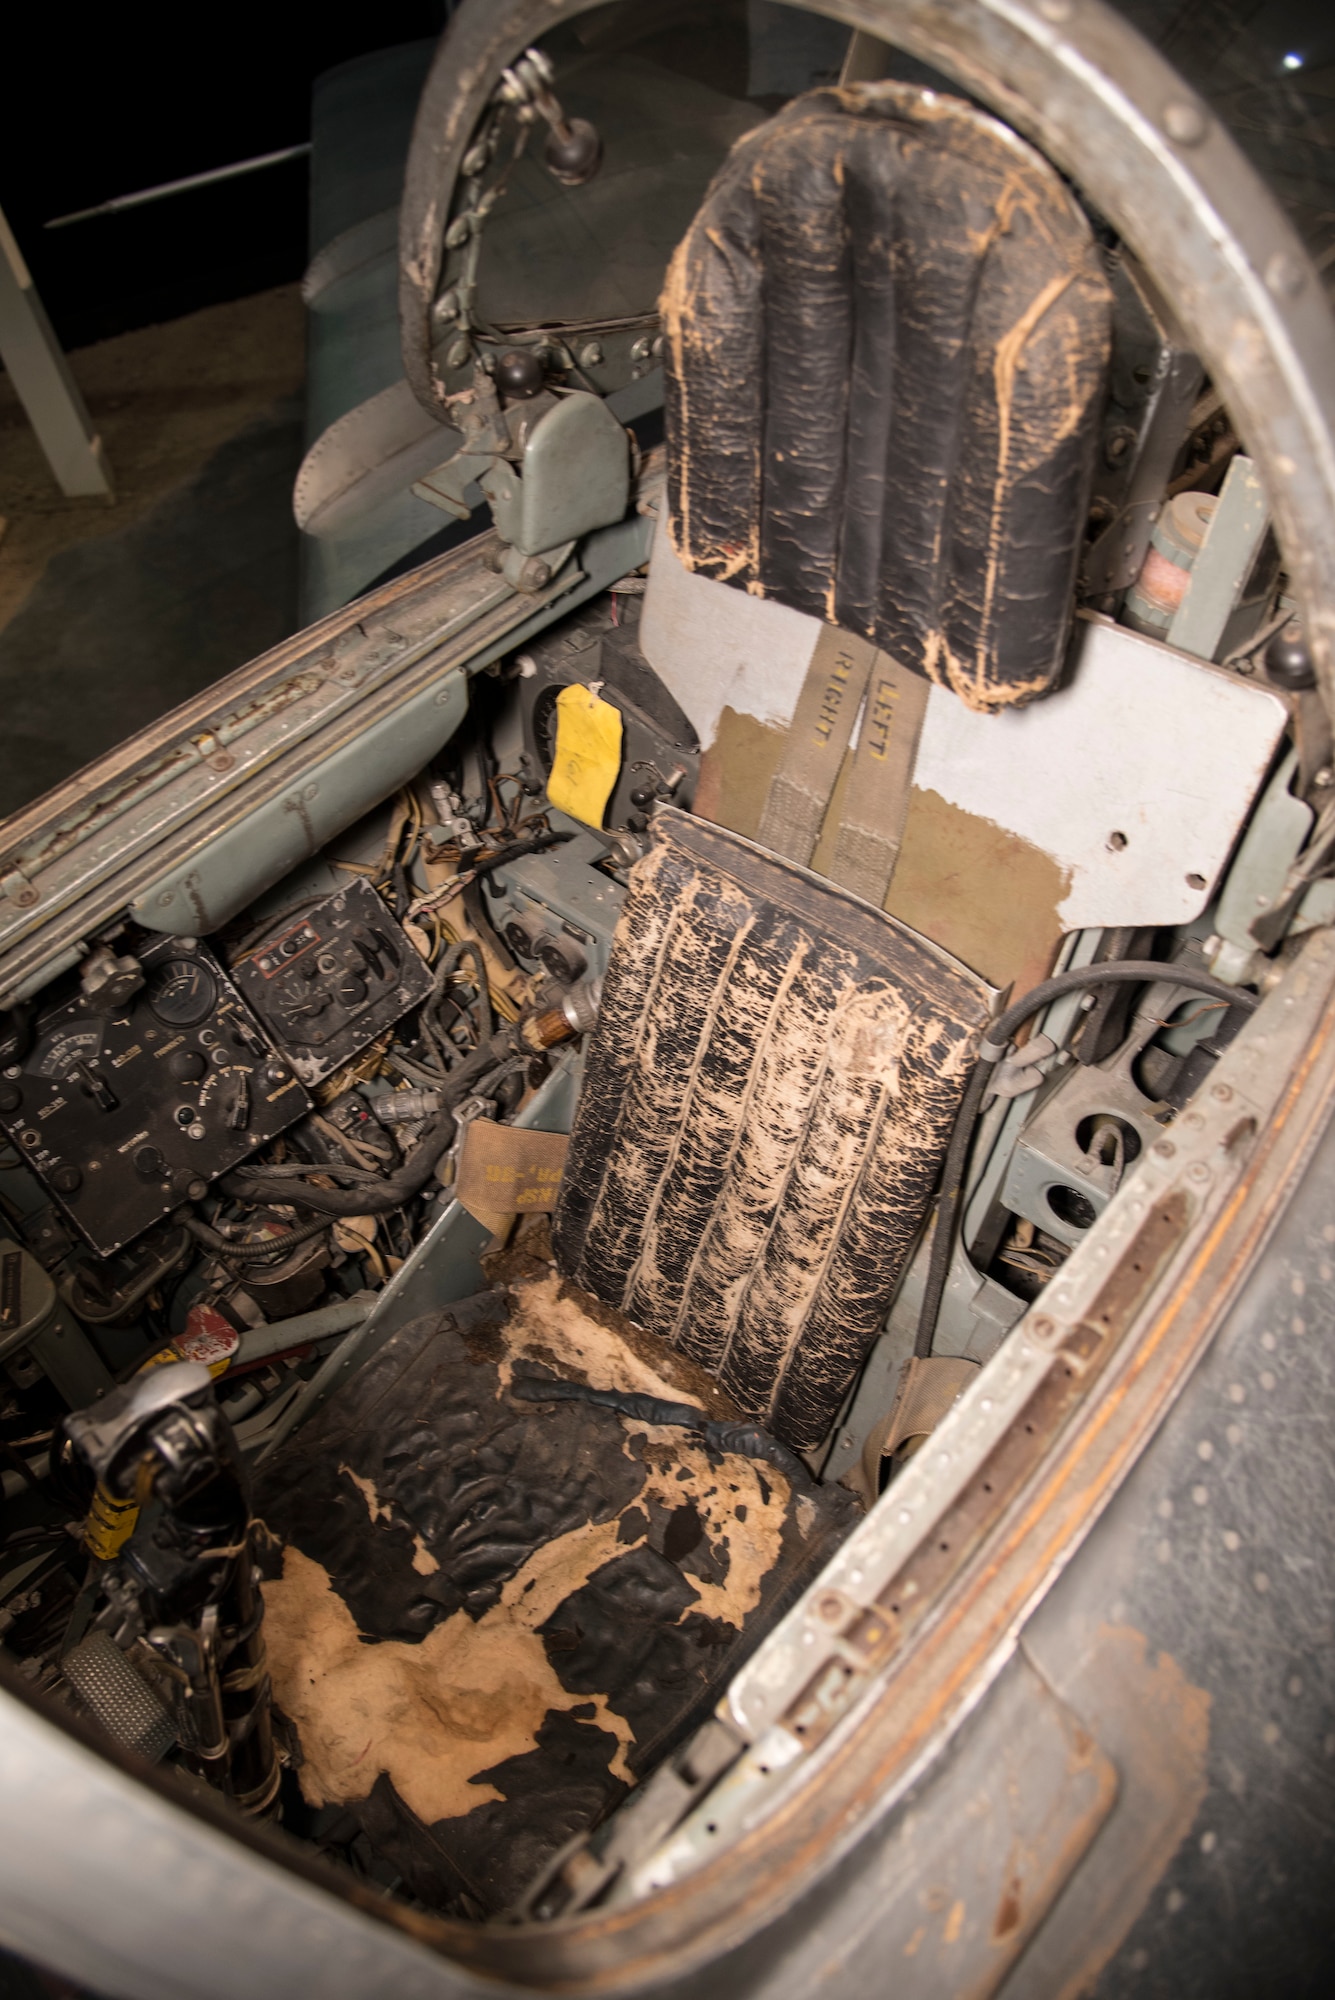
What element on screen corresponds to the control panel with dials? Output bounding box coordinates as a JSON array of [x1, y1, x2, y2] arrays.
[[0, 937, 310, 1257], [231, 878, 434, 1086]]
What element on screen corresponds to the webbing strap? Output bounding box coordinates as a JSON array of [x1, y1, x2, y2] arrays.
[[756, 625, 877, 865], [828, 652, 929, 906]]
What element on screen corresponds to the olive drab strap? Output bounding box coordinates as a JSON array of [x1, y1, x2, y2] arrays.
[[756, 626, 877, 866], [827, 652, 930, 907]]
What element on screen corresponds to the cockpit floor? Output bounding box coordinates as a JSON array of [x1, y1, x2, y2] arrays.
[[253, 1273, 857, 1915]]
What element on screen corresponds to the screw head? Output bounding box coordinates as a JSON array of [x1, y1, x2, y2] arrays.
[[1265, 252, 1306, 300], [1210, 1083, 1233, 1103], [1163, 100, 1208, 145], [1154, 1138, 1176, 1158]]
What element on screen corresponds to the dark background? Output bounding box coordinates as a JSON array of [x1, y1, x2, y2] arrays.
[[0, 5, 453, 352], [1, 1, 1333, 356]]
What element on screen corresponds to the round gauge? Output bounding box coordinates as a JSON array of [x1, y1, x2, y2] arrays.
[[147, 958, 218, 1028], [335, 971, 368, 1012]]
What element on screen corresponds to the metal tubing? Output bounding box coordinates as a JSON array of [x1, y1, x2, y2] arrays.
[[232, 1293, 374, 1369]]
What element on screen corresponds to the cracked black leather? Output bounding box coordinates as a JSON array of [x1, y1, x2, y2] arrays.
[[662, 83, 1112, 712], [255, 1296, 854, 1914], [552, 810, 992, 1451]]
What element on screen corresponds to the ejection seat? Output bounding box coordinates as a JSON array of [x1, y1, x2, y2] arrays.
[[550, 81, 1114, 1454], [253, 82, 1116, 1915]]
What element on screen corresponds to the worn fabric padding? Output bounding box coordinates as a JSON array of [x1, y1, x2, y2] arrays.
[[661, 83, 1112, 713], [552, 810, 992, 1450], [253, 1293, 854, 1913]]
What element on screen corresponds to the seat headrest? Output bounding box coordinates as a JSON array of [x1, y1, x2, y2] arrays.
[[661, 83, 1112, 713]]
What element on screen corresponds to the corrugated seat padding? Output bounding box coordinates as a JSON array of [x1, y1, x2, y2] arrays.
[[552, 810, 992, 1450], [661, 82, 1112, 713]]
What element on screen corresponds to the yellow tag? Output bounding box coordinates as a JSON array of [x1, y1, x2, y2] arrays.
[[546, 683, 623, 828]]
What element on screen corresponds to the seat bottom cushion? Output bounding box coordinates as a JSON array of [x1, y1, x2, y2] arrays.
[[253, 1273, 856, 1914]]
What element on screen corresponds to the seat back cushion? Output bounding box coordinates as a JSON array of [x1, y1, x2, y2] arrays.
[[661, 82, 1112, 713]]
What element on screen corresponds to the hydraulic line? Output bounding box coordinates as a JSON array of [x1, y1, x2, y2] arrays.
[[180, 1214, 332, 1263], [221, 1031, 529, 1216]]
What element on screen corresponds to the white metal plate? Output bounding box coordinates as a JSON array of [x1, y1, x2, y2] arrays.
[[640, 513, 1288, 930]]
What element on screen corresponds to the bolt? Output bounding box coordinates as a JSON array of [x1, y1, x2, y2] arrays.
[[1154, 1138, 1176, 1158], [578, 341, 604, 369], [1031, 1314, 1055, 1339], [517, 557, 552, 592], [13, 888, 38, 908], [1210, 1083, 1233, 1103], [1315, 768, 1335, 789], [445, 335, 472, 370], [1265, 252, 1306, 300], [207, 752, 235, 773], [814, 1591, 845, 1626], [1163, 100, 1208, 146]]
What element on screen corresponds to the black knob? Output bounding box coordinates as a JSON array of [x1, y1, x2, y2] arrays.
[[0, 1081, 21, 1114], [134, 1145, 166, 1180], [543, 117, 602, 187], [50, 1165, 82, 1195], [168, 1049, 206, 1082], [495, 348, 545, 400], [1265, 620, 1316, 691]]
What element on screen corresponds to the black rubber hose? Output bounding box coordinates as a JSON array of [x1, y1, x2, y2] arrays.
[[509, 1376, 808, 1482], [433, 937, 493, 1044], [221, 1027, 526, 1216], [914, 961, 1258, 1360], [180, 1213, 331, 1263], [471, 829, 573, 879]]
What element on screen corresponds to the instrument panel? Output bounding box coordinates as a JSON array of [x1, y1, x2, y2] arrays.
[[0, 937, 310, 1258]]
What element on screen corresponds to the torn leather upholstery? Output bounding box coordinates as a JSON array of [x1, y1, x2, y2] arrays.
[[661, 83, 1112, 713], [254, 1286, 854, 1914], [552, 809, 992, 1451]]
